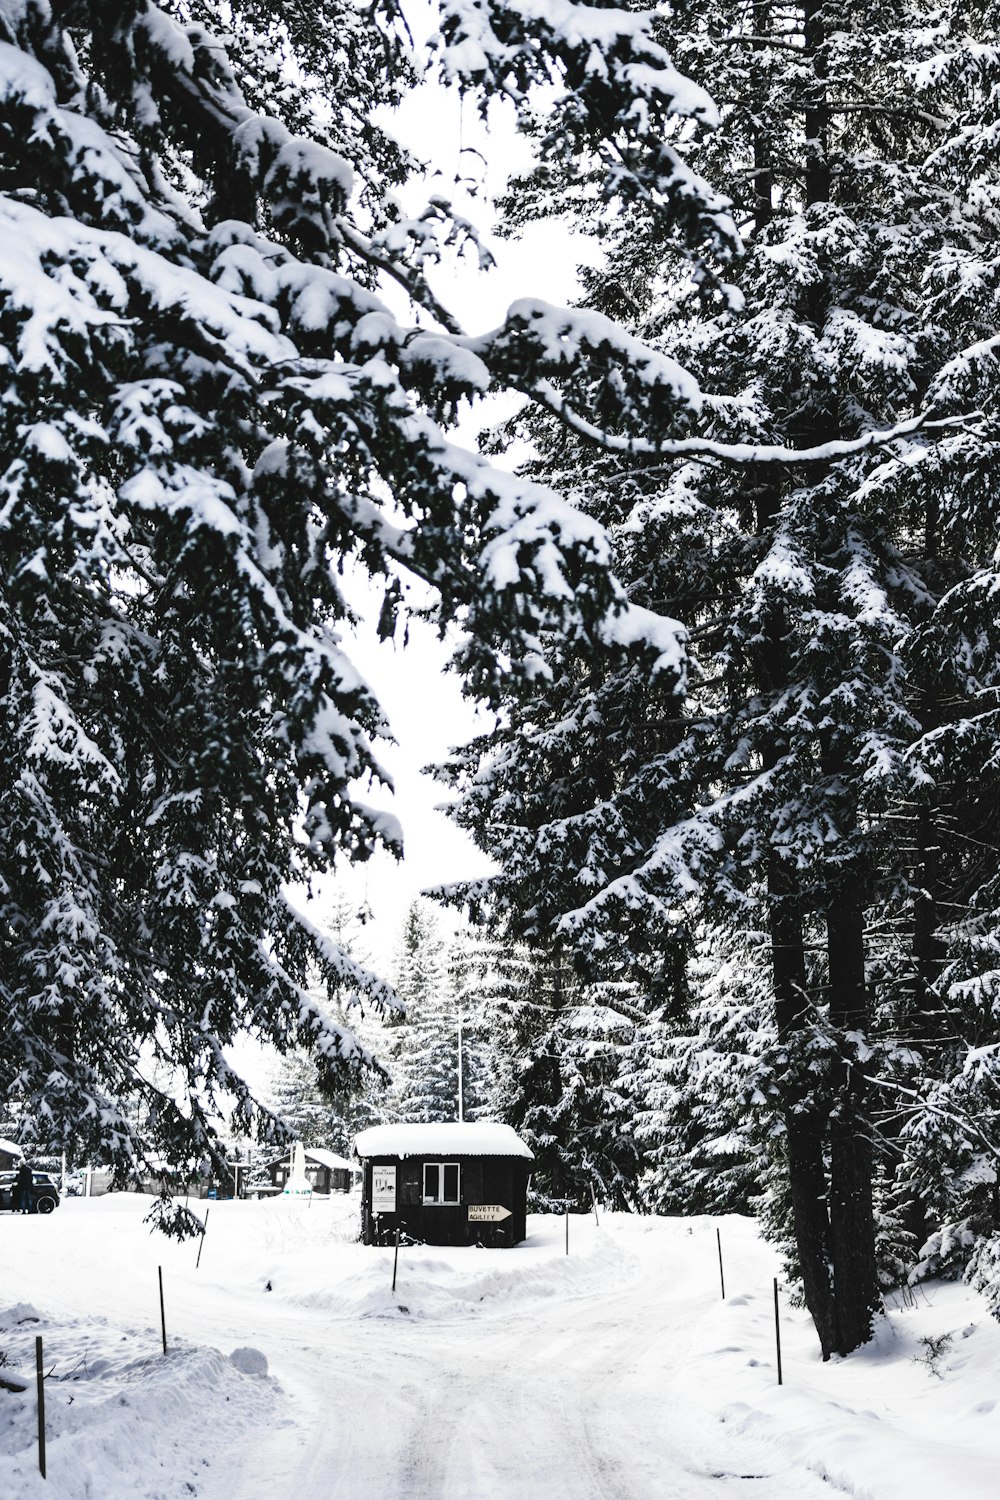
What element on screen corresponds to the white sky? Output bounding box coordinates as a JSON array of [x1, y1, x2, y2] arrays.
[[307, 17, 598, 966]]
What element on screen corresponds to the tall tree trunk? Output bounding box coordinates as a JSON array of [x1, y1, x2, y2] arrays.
[[745, 0, 881, 1359], [770, 854, 838, 1357], [826, 886, 882, 1353], [803, 0, 830, 206]]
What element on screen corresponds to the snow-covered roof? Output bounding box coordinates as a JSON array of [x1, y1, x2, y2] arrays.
[[354, 1123, 534, 1160], [260, 1147, 357, 1172], [0, 1139, 22, 1158], [303, 1148, 357, 1173]]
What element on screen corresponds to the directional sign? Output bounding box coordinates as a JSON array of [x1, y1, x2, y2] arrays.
[[468, 1204, 512, 1223]]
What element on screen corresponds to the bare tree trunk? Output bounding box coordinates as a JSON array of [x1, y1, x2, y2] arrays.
[[826, 888, 882, 1354], [770, 856, 838, 1358]]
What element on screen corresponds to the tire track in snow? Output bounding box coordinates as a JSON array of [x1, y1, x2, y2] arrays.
[[165, 1221, 834, 1500]]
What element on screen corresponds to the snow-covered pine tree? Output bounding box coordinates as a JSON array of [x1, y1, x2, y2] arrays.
[[0, 0, 748, 1176], [468, 933, 651, 1209], [444, 923, 496, 1121], [264, 891, 386, 1154], [442, 0, 998, 1355], [630, 924, 769, 1218], [383, 899, 460, 1123], [264, 1049, 335, 1152]]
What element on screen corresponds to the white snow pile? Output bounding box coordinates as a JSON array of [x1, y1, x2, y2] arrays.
[[2, 1196, 1000, 1499], [228, 1347, 268, 1377], [0, 1304, 275, 1500]]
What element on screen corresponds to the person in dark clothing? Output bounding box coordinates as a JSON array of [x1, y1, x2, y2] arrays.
[[14, 1160, 34, 1214]]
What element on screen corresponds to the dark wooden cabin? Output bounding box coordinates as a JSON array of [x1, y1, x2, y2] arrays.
[[355, 1123, 533, 1248], [257, 1146, 359, 1195], [0, 1139, 22, 1172]]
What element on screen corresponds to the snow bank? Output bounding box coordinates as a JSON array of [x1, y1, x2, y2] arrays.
[[0, 1302, 277, 1499], [676, 1215, 1000, 1500], [260, 1210, 635, 1324]]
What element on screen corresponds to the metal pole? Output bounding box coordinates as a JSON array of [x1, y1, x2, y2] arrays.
[[590, 1183, 599, 1226], [35, 1335, 46, 1479], [392, 1225, 401, 1292], [457, 1013, 464, 1123], [774, 1278, 783, 1385], [716, 1227, 726, 1300], [565, 1207, 569, 1256], [158, 1266, 167, 1355], [196, 1207, 210, 1269]]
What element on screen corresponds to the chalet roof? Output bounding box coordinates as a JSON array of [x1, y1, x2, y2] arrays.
[[354, 1123, 534, 1161], [304, 1148, 357, 1173], [261, 1147, 356, 1172]]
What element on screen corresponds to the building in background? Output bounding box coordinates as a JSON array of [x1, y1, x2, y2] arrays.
[[257, 1147, 360, 1196]]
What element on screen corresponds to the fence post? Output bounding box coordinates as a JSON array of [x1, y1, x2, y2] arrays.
[[35, 1335, 46, 1480], [590, 1184, 599, 1227], [392, 1225, 400, 1293], [774, 1277, 783, 1385], [158, 1266, 167, 1355], [196, 1207, 210, 1269], [716, 1227, 726, 1300]]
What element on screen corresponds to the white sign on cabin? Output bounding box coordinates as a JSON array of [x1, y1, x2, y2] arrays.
[[372, 1165, 397, 1214], [468, 1205, 512, 1223]]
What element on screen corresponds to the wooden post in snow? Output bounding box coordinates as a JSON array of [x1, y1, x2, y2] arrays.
[[774, 1277, 783, 1385], [716, 1227, 726, 1300], [158, 1266, 167, 1355], [196, 1206, 210, 1268], [35, 1335, 46, 1479]]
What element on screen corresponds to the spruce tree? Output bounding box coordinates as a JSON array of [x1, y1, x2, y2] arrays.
[[384, 899, 459, 1123], [0, 0, 746, 1175], [472, 937, 650, 1209], [443, 0, 998, 1355]]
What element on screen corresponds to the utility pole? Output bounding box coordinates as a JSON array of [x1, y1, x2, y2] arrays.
[[457, 1012, 465, 1123]]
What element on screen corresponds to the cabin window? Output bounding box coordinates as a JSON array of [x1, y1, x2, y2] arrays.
[[423, 1162, 460, 1204]]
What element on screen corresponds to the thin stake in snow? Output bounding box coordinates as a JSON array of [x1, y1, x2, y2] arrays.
[[774, 1279, 783, 1386], [158, 1267, 167, 1356], [35, 1335, 45, 1480], [392, 1226, 401, 1293], [590, 1184, 599, 1227], [551, 1199, 574, 1254], [716, 1229, 725, 1301], [196, 1208, 210, 1269]]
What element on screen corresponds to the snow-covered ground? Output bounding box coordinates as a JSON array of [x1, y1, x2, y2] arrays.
[[2, 1195, 999, 1499]]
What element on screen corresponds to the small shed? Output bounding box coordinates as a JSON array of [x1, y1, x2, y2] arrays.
[[0, 1139, 22, 1172], [259, 1147, 359, 1195], [355, 1123, 533, 1248]]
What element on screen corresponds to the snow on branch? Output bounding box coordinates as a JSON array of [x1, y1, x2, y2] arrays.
[[281, 893, 403, 1019], [523, 379, 985, 467], [429, 0, 738, 264]]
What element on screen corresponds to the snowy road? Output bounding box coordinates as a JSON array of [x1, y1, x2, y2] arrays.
[[6, 1197, 1000, 1500], [170, 1216, 828, 1500], [220, 1292, 817, 1500]]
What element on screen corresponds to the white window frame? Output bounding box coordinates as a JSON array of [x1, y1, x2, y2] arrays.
[[422, 1161, 460, 1205]]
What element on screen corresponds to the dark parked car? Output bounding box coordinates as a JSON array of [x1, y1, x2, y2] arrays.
[[0, 1171, 60, 1214]]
